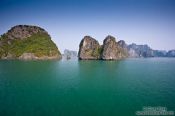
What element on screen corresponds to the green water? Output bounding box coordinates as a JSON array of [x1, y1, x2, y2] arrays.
[[0, 58, 175, 116]]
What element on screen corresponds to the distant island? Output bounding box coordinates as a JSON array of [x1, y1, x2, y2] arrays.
[[0, 25, 61, 60], [62, 49, 77, 60], [0, 25, 174, 60], [118, 41, 175, 58]]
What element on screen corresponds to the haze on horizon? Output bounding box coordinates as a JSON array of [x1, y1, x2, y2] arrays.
[[0, 0, 175, 53]]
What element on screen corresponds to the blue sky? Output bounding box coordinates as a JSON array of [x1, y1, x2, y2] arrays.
[[0, 0, 175, 52]]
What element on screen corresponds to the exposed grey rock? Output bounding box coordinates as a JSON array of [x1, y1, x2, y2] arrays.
[[101, 35, 128, 60], [78, 36, 175, 59], [78, 36, 101, 60], [18, 53, 60, 60], [118, 40, 127, 48], [1, 53, 14, 59], [18, 53, 37, 60], [5, 25, 48, 40], [118, 40, 129, 57]]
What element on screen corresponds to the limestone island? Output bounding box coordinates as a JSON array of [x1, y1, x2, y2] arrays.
[[78, 35, 128, 60], [78, 35, 175, 60], [0, 25, 61, 60]]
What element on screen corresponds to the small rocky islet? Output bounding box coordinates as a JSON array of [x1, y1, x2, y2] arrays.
[[0, 25, 175, 60], [78, 35, 128, 60], [0, 25, 61, 60]]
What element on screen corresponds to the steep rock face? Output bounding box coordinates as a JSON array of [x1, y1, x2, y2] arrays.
[[101, 36, 127, 60], [118, 40, 129, 57], [118, 40, 127, 48], [78, 36, 101, 60], [78, 35, 175, 59], [4, 25, 48, 40], [0, 25, 61, 60]]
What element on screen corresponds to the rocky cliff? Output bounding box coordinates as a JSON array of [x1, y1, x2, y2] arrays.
[[78, 35, 128, 60], [101, 36, 128, 60], [117, 40, 129, 57], [78, 36, 101, 60], [0, 25, 61, 60]]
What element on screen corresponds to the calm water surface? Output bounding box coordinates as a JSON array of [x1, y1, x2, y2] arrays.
[[0, 58, 175, 116]]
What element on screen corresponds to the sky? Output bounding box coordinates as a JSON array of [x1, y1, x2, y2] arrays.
[[0, 0, 175, 53]]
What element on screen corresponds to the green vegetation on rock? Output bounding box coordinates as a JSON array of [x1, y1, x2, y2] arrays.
[[78, 36, 101, 60], [0, 25, 61, 60], [92, 46, 102, 57]]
